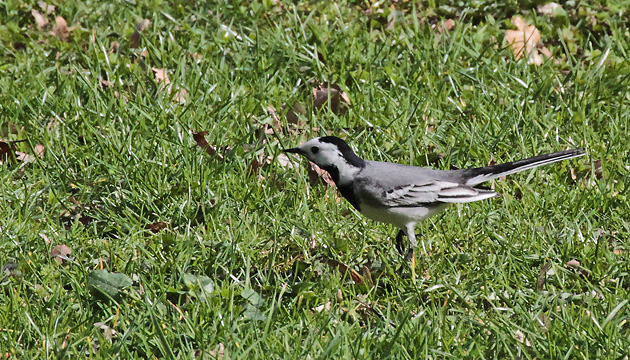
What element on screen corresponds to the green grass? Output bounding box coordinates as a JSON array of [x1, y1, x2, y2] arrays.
[[1, 0, 629, 358]]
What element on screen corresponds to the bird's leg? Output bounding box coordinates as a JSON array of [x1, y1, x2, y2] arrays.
[[405, 225, 418, 282], [395, 230, 405, 255]]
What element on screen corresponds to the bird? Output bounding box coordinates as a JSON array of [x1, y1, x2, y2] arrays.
[[284, 136, 585, 275]]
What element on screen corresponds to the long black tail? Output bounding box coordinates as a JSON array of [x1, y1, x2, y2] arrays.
[[463, 149, 585, 186]]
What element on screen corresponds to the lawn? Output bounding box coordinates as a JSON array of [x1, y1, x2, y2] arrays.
[[1, 0, 629, 358]]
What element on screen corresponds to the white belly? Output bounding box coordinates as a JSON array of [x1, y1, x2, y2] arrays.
[[359, 203, 450, 229]]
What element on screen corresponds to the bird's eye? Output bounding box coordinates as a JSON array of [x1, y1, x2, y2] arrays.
[[311, 146, 319, 154]]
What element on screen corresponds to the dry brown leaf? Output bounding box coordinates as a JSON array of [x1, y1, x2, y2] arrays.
[[312, 83, 350, 115], [276, 153, 294, 169], [192, 131, 221, 158], [566, 259, 580, 269], [435, 19, 455, 34], [34, 144, 45, 158], [99, 77, 114, 89], [266, 105, 282, 133], [38, 0, 55, 14], [362, 264, 374, 288], [93, 322, 117, 340], [505, 16, 550, 65], [514, 329, 531, 346], [248, 156, 269, 176], [110, 41, 120, 53], [31, 9, 48, 30], [317, 51, 326, 65], [192, 131, 214, 155], [78, 215, 94, 226], [130, 19, 150, 48], [311, 301, 333, 313], [537, 261, 551, 291], [537, 2, 562, 15], [39, 233, 51, 245], [114, 91, 129, 104], [152, 67, 170, 85], [47, 119, 60, 131], [50, 244, 72, 264], [172, 88, 188, 103], [326, 258, 363, 284], [307, 161, 335, 187], [53, 16, 69, 42], [209, 343, 225, 359], [284, 103, 305, 125], [136, 18, 151, 32], [0, 141, 13, 163], [16, 152, 35, 163], [145, 221, 168, 233], [593, 160, 603, 179]]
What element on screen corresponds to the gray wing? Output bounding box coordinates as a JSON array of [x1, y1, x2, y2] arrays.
[[383, 181, 498, 206], [356, 178, 498, 207], [355, 161, 499, 208]]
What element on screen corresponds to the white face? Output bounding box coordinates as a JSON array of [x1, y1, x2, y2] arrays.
[[295, 137, 346, 168]]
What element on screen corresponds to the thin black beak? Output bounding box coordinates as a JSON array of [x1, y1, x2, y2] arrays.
[[283, 147, 302, 154]]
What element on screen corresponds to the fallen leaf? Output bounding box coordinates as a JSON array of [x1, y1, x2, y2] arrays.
[[38, 0, 55, 14], [16, 152, 35, 163], [129, 19, 150, 48], [88, 269, 133, 300], [192, 131, 219, 158], [336, 289, 343, 303], [39, 233, 51, 244], [505, 16, 550, 65], [537, 2, 562, 16], [209, 343, 225, 359], [34, 144, 45, 158], [78, 215, 93, 226], [248, 156, 269, 176], [566, 259, 580, 269], [317, 51, 326, 65], [362, 264, 374, 288], [93, 322, 117, 340], [284, 103, 305, 125], [145, 221, 168, 233], [537, 261, 550, 291], [47, 119, 60, 131], [110, 41, 120, 53], [312, 83, 350, 115], [172, 88, 188, 103], [0, 141, 13, 163], [50, 244, 72, 264], [52, 16, 69, 42], [435, 19, 455, 33], [183, 274, 215, 301], [152, 67, 170, 85], [514, 329, 531, 346], [311, 301, 333, 313], [593, 160, 603, 179], [307, 161, 335, 187], [99, 78, 114, 89], [276, 153, 294, 169], [31, 9, 48, 30], [266, 105, 282, 133], [326, 258, 363, 284]]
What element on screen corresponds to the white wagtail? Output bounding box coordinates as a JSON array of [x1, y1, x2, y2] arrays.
[[284, 136, 585, 271]]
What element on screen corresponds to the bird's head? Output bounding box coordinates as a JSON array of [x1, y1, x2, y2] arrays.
[[284, 136, 366, 184]]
